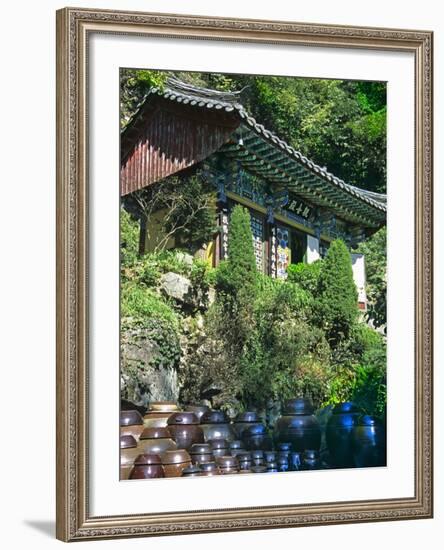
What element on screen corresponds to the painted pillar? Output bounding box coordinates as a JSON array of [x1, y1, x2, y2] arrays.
[[306, 235, 320, 264], [351, 253, 367, 311]]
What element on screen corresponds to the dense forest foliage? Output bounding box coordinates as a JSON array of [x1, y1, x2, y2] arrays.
[[119, 69, 387, 419], [121, 69, 386, 193]]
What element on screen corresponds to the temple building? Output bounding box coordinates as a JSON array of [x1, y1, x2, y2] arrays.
[[120, 78, 386, 310]]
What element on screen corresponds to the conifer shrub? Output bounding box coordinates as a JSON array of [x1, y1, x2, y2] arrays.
[[287, 260, 322, 296], [316, 239, 358, 344], [215, 205, 258, 303]]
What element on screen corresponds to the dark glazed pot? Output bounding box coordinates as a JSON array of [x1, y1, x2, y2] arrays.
[[208, 438, 229, 458], [199, 462, 220, 476], [233, 411, 262, 438], [275, 398, 321, 452], [264, 451, 277, 463], [216, 455, 239, 474], [129, 453, 165, 479], [161, 449, 192, 477], [200, 410, 235, 442], [302, 450, 321, 470], [289, 451, 302, 471], [352, 415, 386, 468], [189, 443, 213, 465], [184, 404, 210, 421], [120, 410, 144, 441], [237, 452, 252, 471], [229, 440, 246, 457], [120, 435, 139, 480], [167, 412, 204, 450], [242, 424, 273, 451], [326, 402, 360, 468], [137, 427, 177, 455], [143, 401, 179, 428]]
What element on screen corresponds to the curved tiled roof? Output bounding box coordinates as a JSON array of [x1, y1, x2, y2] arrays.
[[122, 77, 386, 227]]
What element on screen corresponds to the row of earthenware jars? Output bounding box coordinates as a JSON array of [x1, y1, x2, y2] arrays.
[[121, 399, 386, 477]]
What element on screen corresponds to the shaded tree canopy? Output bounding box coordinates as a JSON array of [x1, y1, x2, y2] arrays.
[[120, 69, 386, 193]]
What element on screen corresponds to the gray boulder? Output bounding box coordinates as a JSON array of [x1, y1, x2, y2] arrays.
[[160, 272, 193, 305]]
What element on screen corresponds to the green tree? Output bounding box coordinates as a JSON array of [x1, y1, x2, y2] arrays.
[[126, 170, 217, 254], [120, 69, 168, 127], [120, 207, 140, 268], [316, 239, 358, 344], [356, 227, 387, 331], [287, 260, 322, 296], [216, 205, 258, 304]]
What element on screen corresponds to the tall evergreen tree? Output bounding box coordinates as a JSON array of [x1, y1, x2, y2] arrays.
[[216, 205, 258, 303], [317, 239, 358, 344]]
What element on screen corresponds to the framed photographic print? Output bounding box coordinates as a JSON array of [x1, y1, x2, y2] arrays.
[[56, 7, 433, 542]]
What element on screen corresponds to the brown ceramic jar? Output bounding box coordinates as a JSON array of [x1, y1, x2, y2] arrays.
[[209, 438, 230, 458], [143, 401, 179, 429], [233, 411, 263, 438], [120, 435, 139, 480], [120, 410, 144, 441], [129, 453, 165, 479], [216, 455, 239, 474], [189, 443, 214, 465], [137, 427, 177, 456], [199, 462, 220, 476], [200, 410, 236, 442], [275, 398, 321, 452], [161, 449, 192, 477], [167, 412, 204, 450]]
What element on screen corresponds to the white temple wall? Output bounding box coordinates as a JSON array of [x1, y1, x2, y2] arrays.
[[306, 235, 320, 263], [351, 253, 367, 310]]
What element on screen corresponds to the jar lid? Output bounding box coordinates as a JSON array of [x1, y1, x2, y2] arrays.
[[134, 453, 162, 465], [243, 424, 267, 436], [167, 412, 199, 425], [250, 450, 264, 459], [199, 461, 218, 472], [200, 410, 229, 424], [120, 435, 137, 449], [216, 455, 239, 469], [140, 427, 172, 440], [283, 398, 314, 415], [161, 449, 191, 465], [120, 410, 143, 426], [148, 401, 179, 412], [189, 443, 212, 455], [332, 402, 360, 414], [234, 411, 260, 423], [208, 439, 229, 450]]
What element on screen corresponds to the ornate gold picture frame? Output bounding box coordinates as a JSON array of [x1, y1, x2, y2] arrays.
[[56, 7, 433, 542]]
